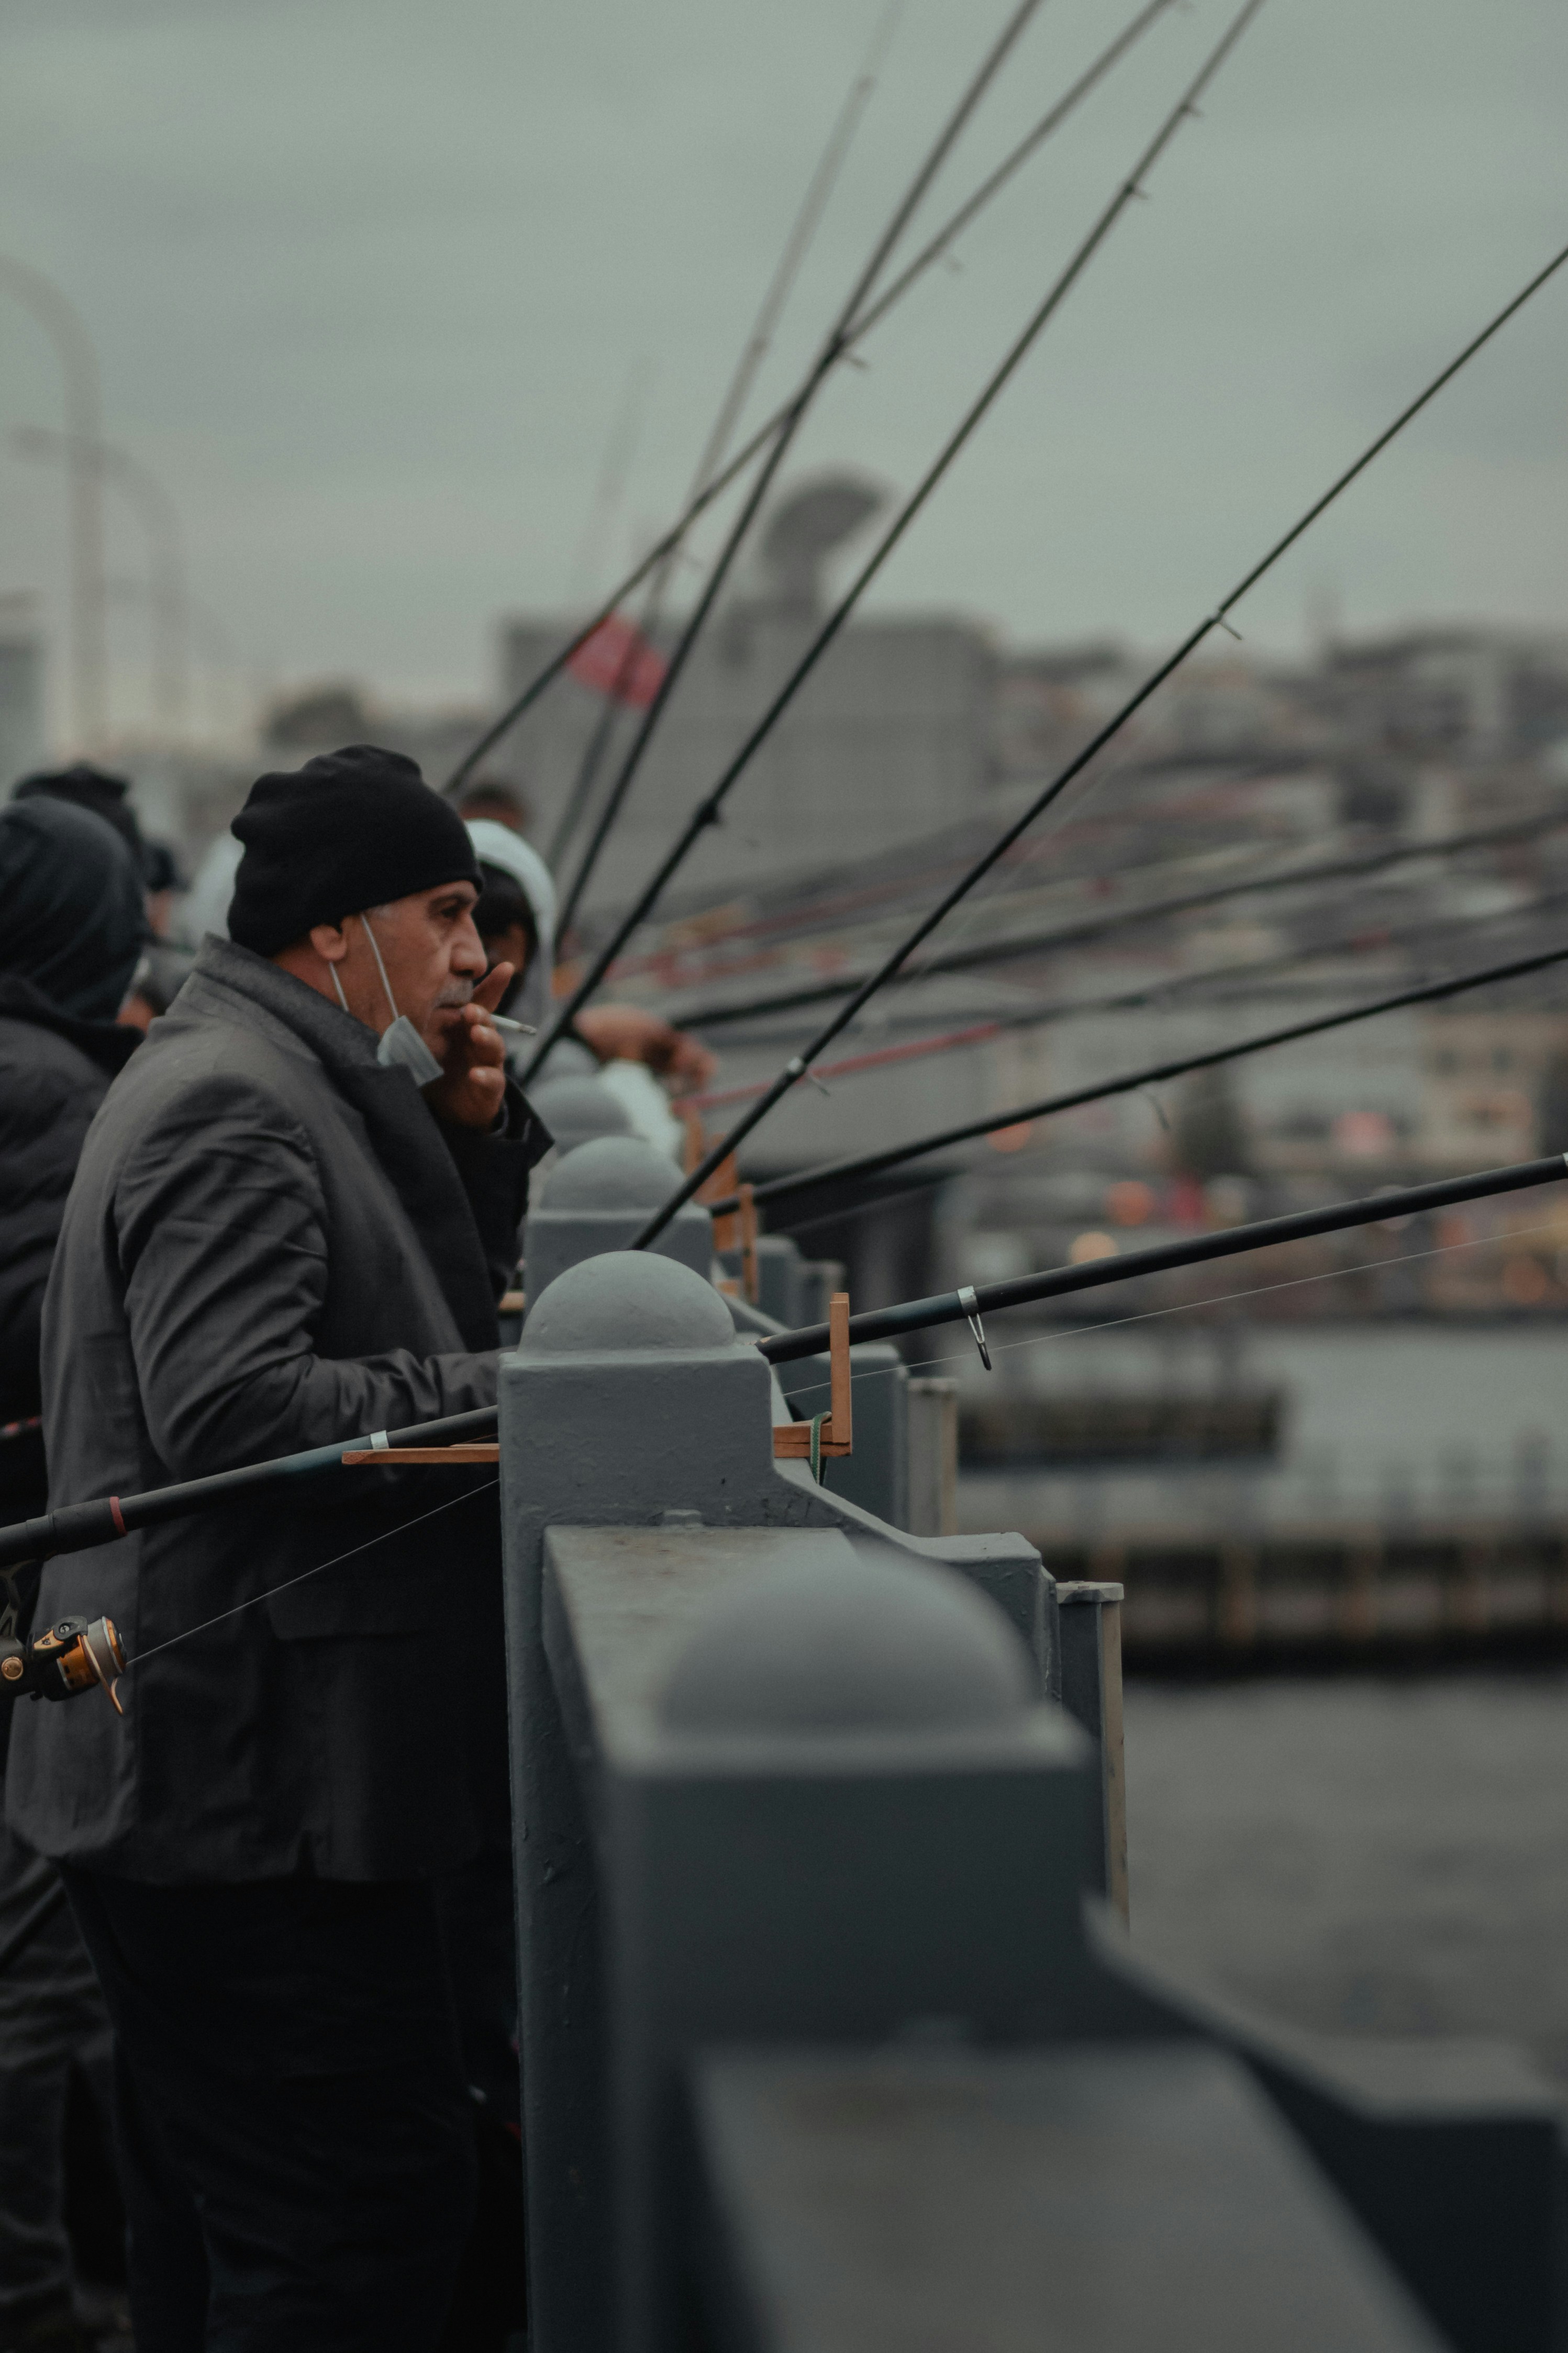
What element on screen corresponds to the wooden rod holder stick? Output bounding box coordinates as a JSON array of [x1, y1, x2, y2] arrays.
[[341, 1444, 500, 1465], [739, 1183, 759, 1305], [772, 1289, 853, 1460], [827, 1290, 852, 1449], [703, 1148, 740, 1252]]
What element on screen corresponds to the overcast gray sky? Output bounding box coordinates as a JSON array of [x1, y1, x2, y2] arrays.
[[1, 0, 1565, 738]]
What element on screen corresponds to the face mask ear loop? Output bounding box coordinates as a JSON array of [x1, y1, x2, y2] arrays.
[[358, 913, 401, 1030], [328, 960, 352, 1017]]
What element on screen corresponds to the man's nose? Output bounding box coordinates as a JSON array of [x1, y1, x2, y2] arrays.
[[452, 915, 487, 978]]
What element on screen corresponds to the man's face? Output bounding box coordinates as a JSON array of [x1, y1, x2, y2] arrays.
[[335, 881, 487, 1059]]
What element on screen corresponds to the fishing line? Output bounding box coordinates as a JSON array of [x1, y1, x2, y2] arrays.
[[696, 879, 1568, 1080], [599, 758, 1215, 985], [528, 0, 1265, 1097], [618, 745, 1310, 978], [670, 804, 1568, 1031], [515, 0, 1050, 938], [444, 0, 1178, 801], [123, 1481, 499, 1674], [760, 1153, 1567, 1359], [12, 1158, 1559, 1582], [550, 2, 902, 890], [637, 231, 1568, 1245], [778, 1217, 1568, 1407], [703, 923, 1568, 1216], [761, 1173, 949, 1242], [86, 1229, 1568, 1642]]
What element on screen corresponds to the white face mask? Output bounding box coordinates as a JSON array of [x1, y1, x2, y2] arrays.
[[330, 913, 444, 1087], [375, 1013, 444, 1087]]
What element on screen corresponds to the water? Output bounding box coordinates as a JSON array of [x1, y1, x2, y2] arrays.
[[1125, 1670, 1568, 2084]]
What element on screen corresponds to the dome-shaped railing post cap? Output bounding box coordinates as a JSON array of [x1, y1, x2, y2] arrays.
[[527, 1076, 634, 1148], [519, 1249, 747, 1355], [659, 1545, 1032, 1735], [538, 1132, 706, 1215]]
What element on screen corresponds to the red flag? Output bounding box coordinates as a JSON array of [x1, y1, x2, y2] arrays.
[[566, 612, 667, 709]]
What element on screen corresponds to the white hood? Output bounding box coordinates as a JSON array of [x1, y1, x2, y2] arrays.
[[466, 819, 557, 1035]]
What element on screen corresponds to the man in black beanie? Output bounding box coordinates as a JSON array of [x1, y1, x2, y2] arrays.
[[8, 746, 549, 2353]]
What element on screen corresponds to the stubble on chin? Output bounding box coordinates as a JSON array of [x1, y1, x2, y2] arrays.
[[423, 987, 473, 1060]]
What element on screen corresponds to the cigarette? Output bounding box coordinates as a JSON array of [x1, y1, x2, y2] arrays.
[[489, 1012, 537, 1035]]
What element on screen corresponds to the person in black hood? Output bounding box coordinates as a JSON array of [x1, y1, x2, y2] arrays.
[[10, 746, 549, 2352], [0, 792, 143, 2353], [12, 763, 146, 880], [0, 793, 145, 1512], [13, 759, 191, 978]]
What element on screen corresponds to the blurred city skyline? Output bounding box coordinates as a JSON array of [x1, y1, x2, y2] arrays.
[[0, 0, 1565, 745]]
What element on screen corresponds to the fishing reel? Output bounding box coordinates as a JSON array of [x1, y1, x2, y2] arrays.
[[0, 1616, 125, 1715]]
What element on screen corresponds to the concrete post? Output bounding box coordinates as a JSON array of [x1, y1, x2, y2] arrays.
[[906, 1376, 959, 1534], [498, 1251, 1060, 2353], [499, 1254, 846, 2353], [587, 1540, 1091, 2352], [528, 1073, 635, 1156], [1057, 1580, 1128, 1924], [772, 1338, 909, 1528], [721, 1269, 911, 1530], [717, 1233, 798, 1322], [522, 1134, 714, 1305], [497, 1256, 1565, 2353]]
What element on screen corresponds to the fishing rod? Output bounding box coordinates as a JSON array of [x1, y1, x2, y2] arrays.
[[5, 1153, 1563, 1656], [663, 804, 1568, 1031], [690, 876, 1568, 1082], [522, 0, 1264, 1090], [548, 6, 899, 887], [538, 0, 1052, 952], [759, 1151, 1568, 1365], [590, 750, 1303, 986], [683, 887, 1568, 1122], [632, 233, 1568, 1249], [706, 933, 1568, 1219], [599, 772, 1287, 980], [562, 360, 657, 649], [0, 1406, 499, 1577], [443, 0, 1180, 801]]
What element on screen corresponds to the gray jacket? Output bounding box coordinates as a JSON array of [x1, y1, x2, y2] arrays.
[[6, 937, 542, 1882]]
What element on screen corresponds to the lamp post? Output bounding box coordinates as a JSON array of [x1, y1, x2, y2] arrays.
[[0, 257, 107, 751], [14, 426, 188, 737], [103, 577, 251, 743]]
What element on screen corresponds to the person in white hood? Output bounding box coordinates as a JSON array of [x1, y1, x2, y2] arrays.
[[465, 818, 716, 1160], [464, 818, 557, 1039]]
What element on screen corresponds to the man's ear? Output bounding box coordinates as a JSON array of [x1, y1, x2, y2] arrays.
[[308, 922, 349, 966]]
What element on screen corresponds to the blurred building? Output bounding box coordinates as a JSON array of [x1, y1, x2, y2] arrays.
[[97, 550, 1568, 1649], [499, 472, 996, 913], [257, 682, 501, 808], [1316, 626, 1568, 763]]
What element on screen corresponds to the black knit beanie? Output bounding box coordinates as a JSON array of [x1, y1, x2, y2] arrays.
[[0, 796, 147, 1021], [14, 763, 146, 869], [227, 745, 481, 956]]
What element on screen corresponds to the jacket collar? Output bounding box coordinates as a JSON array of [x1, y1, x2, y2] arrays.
[[0, 972, 142, 1077], [180, 934, 382, 1073], [177, 938, 499, 1350]]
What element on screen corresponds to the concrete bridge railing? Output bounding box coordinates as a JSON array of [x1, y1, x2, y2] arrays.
[[495, 1246, 1568, 2353]]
